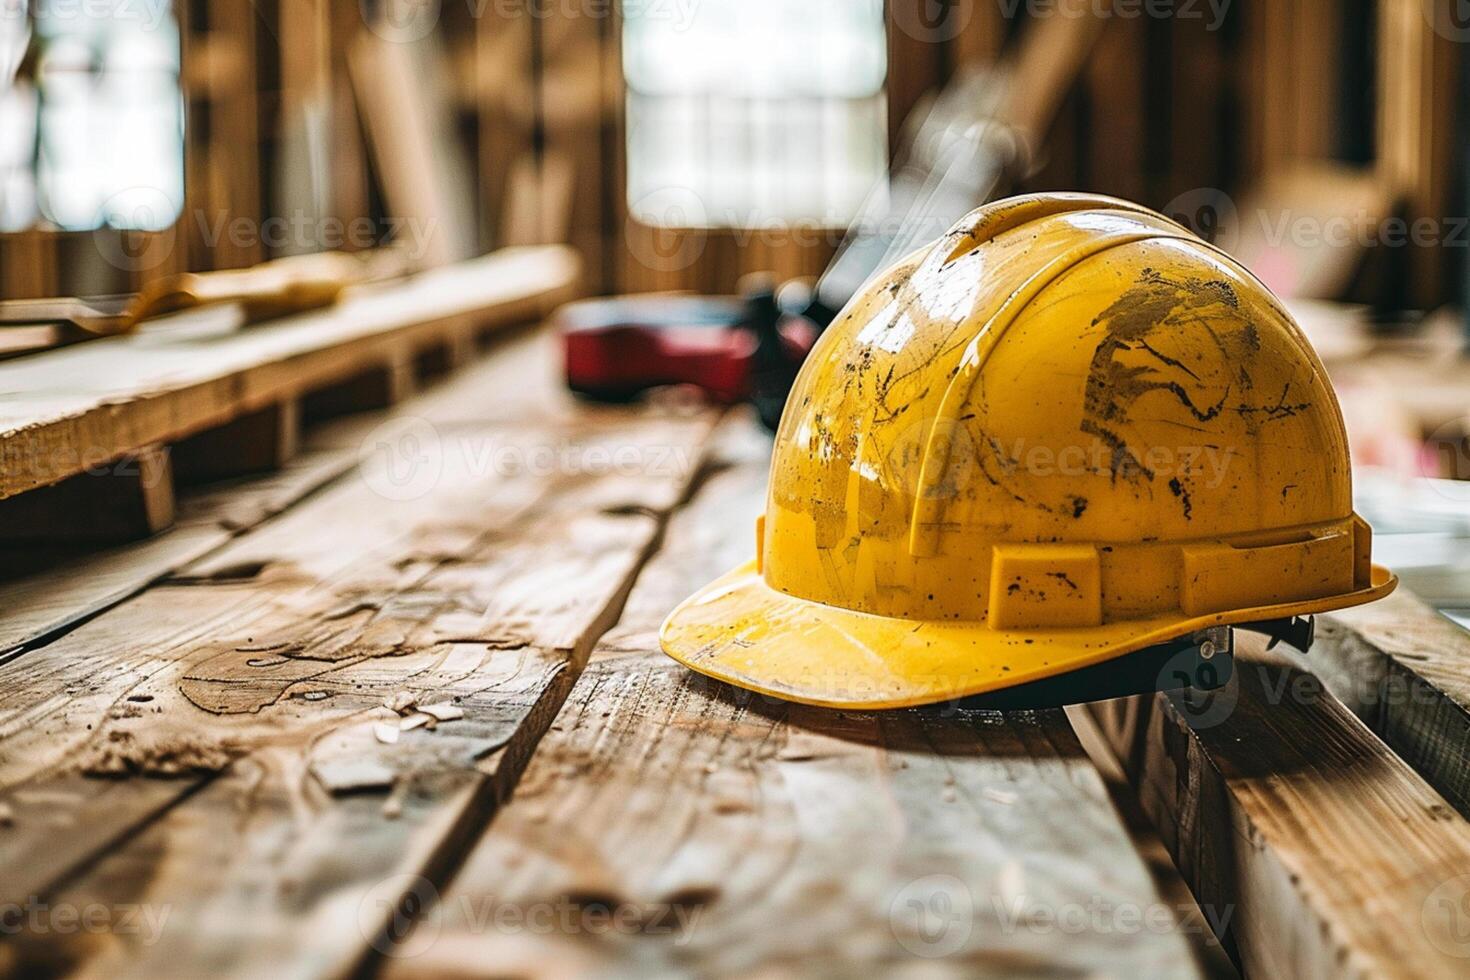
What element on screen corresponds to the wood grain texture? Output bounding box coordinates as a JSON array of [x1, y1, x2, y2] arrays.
[[0, 247, 577, 502], [390, 428, 1208, 979], [1091, 636, 1470, 978], [1317, 591, 1470, 818], [0, 403, 715, 978]]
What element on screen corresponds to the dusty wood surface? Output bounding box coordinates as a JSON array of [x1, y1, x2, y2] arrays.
[[1091, 636, 1470, 979], [0, 246, 577, 501], [1315, 592, 1470, 818], [3, 320, 1463, 977], [0, 395, 714, 977], [392, 430, 1209, 979]]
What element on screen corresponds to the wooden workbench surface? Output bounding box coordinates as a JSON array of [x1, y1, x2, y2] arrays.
[[1, 326, 1469, 979]]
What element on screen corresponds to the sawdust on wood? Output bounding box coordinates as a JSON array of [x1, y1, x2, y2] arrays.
[[80, 731, 237, 778]]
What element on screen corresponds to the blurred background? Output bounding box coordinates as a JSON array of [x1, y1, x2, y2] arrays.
[[0, 0, 1459, 301], [2, 0, 1470, 610]]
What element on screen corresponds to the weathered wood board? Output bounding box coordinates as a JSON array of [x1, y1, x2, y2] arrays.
[[390, 430, 1211, 979], [0, 327, 579, 659], [1316, 592, 1470, 818], [0, 441, 353, 656], [0, 400, 714, 977]]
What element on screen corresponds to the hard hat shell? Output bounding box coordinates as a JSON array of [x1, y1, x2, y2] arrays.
[[661, 193, 1396, 709]]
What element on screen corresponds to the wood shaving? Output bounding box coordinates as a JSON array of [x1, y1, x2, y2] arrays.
[[383, 692, 418, 714], [996, 860, 1028, 908], [0, 802, 13, 826], [381, 779, 409, 820], [419, 703, 464, 722], [373, 722, 401, 745], [398, 713, 432, 733]]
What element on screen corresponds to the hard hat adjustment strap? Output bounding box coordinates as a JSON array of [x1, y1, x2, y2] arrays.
[[957, 626, 1234, 712], [1237, 615, 1316, 654]]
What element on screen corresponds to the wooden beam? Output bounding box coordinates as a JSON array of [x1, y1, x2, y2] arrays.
[[0, 446, 175, 543], [1091, 636, 1470, 978], [300, 358, 417, 421], [0, 246, 579, 502], [1317, 592, 1470, 819], [171, 400, 301, 483]]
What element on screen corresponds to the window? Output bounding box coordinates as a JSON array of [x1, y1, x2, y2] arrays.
[[0, 0, 183, 233], [623, 0, 888, 230]]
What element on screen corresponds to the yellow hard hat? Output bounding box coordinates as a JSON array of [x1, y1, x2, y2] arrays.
[[661, 193, 1397, 709]]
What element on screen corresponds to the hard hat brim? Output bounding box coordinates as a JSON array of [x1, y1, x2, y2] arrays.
[[659, 561, 1398, 710]]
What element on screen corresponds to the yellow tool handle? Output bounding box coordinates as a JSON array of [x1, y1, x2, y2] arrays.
[[127, 251, 367, 328]]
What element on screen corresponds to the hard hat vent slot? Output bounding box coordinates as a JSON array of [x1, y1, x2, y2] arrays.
[[1226, 529, 1316, 549], [934, 194, 1162, 268], [1182, 528, 1356, 617]]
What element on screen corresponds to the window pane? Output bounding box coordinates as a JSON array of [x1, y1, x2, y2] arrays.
[[625, 0, 887, 229], [21, 0, 184, 232]]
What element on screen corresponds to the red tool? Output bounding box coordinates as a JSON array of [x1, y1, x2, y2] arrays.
[[559, 285, 821, 429]]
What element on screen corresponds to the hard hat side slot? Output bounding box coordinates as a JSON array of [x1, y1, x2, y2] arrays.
[[1180, 527, 1356, 618]]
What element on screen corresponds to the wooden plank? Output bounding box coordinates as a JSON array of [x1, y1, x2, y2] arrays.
[[1091, 636, 1470, 978], [1316, 591, 1470, 818], [391, 425, 1211, 978], [205, 0, 264, 272], [1083, 18, 1148, 203], [349, 30, 475, 268], [0, 446, 175, 543], [0, 326, 577, 658], [0, 246, 578, 502], [0, 406, 715, 977]]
